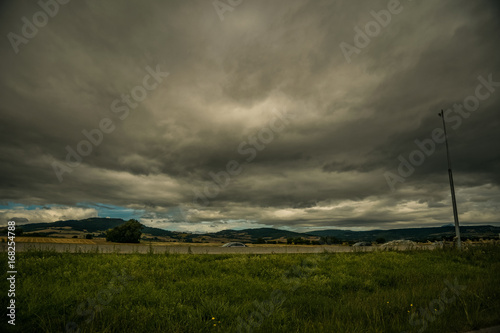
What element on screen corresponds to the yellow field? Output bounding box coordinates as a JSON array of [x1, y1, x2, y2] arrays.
[[1, 237, 96, 244]]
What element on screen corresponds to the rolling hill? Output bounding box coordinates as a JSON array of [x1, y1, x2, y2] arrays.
[[13, 217, 180, 238], [4, 218, 500, 243], [306, 225, 500, 242]]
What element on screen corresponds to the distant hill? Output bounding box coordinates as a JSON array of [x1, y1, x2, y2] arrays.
[[20, 217, 126, 233], [306, 225, 500, 242], [7, 218, 500, 243], [209, 228, 307, 240], [17, 217, 179, 238]]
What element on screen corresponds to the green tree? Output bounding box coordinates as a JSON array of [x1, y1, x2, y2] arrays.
[[106, 219, 143, 243]]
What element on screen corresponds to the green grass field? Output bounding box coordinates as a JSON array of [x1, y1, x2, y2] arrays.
[[1, 245, 499, 333]]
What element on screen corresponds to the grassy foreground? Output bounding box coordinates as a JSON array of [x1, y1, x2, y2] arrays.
[[1, 245, 500, 333]]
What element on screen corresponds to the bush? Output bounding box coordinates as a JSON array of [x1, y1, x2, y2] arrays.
[[106, 219, 143, 243], [85, 234, 93, 239]]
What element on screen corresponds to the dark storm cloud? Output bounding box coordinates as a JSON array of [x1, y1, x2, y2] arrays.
[[0, 0, 499, 230]]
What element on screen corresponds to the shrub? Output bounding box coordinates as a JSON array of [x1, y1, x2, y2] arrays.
[[106, 219, 143, 243]]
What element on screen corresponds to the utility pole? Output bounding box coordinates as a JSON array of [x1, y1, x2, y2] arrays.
[[439, 110, 461, 249]]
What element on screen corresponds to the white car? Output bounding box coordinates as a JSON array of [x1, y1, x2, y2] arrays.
[[222, 242, 247, 247], [352, 242, 372, 247]]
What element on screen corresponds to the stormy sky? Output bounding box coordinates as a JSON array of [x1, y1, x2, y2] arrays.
[[1, 0, 499, 233]]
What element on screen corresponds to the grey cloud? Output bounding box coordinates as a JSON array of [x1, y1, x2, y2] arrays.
[[0, 0, 499, 230]]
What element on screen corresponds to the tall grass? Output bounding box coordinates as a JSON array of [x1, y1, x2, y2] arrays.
[[1, 245, 499, 332]]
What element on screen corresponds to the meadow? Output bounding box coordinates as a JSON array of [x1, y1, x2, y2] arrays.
[[1, 245, 499, 333]]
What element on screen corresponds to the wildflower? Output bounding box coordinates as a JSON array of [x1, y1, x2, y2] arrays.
[[410, 304, 413, 307], [212, 317, 215, 320]]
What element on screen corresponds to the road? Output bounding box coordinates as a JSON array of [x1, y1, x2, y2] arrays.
[[1, 241, 437, 254]]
